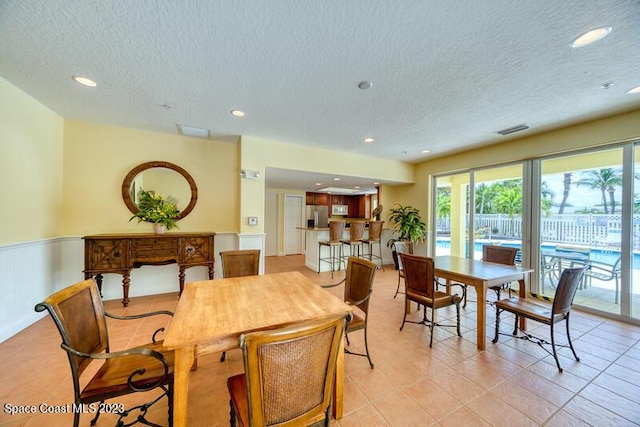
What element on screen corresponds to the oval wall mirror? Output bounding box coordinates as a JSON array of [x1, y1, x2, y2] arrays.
[[122, 161, 198, 219]]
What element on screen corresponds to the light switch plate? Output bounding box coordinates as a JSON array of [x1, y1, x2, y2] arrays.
[[248, 217, 258, 226]]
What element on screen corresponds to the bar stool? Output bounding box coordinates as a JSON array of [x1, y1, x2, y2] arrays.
[[318, 220, 346, 278], [362, 220, 385, 271], [341, 221, 365, 260]]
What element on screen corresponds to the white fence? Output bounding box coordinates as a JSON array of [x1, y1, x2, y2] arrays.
[[436, 214, 639, 250]]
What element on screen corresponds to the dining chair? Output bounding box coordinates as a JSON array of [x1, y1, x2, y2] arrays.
[[584, 256, 621, 303], [492, 266, 587, 372], [399, 253, 464, 348], [220, 249, 261, 277], [34, 279, 174, 427], [362, 220, 385, 271], [219, 249, 261, 362], [483, 244, 519, 302], [226, 312, 350, 427], [318, 220, 346, 278], [322, 256, 377, 368], [393, 241, 413, 298]]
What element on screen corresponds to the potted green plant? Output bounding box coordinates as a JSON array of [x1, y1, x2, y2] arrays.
[[129, 188, 180, 233], [386, 204, 427, 269]]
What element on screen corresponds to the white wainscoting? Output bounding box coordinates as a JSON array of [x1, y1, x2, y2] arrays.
[[0, 232, 266, 343]]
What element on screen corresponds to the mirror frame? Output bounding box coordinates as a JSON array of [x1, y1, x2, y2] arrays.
[[122, 161, 198, 220]]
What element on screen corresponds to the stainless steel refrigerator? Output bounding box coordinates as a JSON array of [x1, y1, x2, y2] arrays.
[[305, 205, 329, 228]]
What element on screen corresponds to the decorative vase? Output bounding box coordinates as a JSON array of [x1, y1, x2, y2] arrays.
[[153, 223, 167, 234]]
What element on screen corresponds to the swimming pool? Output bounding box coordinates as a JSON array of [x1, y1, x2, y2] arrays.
[[435, 239, 624, 265]]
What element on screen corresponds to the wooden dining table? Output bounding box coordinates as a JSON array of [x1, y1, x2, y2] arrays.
[[163, 271, 352, 427], [434, 255, 534, 351]]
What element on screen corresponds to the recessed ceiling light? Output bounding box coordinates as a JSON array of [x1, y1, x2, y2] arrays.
[[358, 81, 373, 90], [626, 85, 640, 94], [373, 182, 380, 185], [570, 27, 612, 48], [354, 186, 360, 189], [333, 177, 340, 181], [421, 149, 431, 154], [231, 110, 245, 117], [71, 76, 96, 87], [363, 137, 375, 143], [315, 182, 322, 186]]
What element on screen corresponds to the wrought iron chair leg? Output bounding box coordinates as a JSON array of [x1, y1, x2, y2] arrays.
[[229, 400, 236, 427], [565, 313, 580, 362], [455, 302, 461, 337], [429, 305, 436, 348], [400, 301, 408, 331], [512, 314, 519, 336], [394, 275, 401, 298], [90, 400, 104, 426], [345, 331, 350, 346], [220, 351, 226, 362], [363, 326, 374, 369], [550, 322, 563, 372], [167, 381, 174, 427], [492, 307, 501, 343]]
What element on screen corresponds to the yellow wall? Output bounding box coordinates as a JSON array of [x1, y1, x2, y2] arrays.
[[404, 109, 640, 232], [0, 78, 64, 245], [62, 121, 239, 235]]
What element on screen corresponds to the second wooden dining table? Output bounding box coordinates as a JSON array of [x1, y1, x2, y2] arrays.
[[163, 271, 352, 427], [434, 255, 534, 351]]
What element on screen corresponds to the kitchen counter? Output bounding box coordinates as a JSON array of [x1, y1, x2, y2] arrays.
[[302, 227, 394, 273]]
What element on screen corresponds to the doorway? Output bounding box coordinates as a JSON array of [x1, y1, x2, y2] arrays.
[[284, 194, 304, 255]]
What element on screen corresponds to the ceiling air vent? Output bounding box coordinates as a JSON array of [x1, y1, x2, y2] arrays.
[[496, 124, 529, 136]]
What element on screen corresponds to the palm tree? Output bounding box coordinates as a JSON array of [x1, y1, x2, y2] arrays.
[[558, 173, 572, 214], [495, 186, 522, 236], [576, 168, 622, 214]]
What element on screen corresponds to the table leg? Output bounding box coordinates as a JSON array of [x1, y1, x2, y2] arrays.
[[332, 334, 345, 419], [518, 278, 527, 331], [173, 346, 195, 427], [476, 285, 487, 351]]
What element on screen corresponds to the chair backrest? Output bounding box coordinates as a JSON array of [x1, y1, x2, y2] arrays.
[[552, 266, 588, 315], [344, 256, 377, 313], [220, 249, 260, 278], [328, 221, 346, 242], [240, 313, 348, 426], [348, 221, 365, 241], [34, 279, 109, 391], [367, 220, 384, 241], [394, 241, 414, 271], [399, 253, 436, 299], [482, 245, 518, 266]]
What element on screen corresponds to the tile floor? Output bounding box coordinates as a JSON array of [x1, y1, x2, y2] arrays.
[[1, 255, 640, 426]]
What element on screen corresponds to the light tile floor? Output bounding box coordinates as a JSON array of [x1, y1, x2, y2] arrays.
[[1, 255, 640, 426]]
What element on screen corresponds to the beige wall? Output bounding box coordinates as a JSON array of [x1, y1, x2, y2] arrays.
[[0, 78, 64, 245], [62, 120, 240, 235]]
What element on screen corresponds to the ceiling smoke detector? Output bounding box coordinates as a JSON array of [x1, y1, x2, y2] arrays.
[[496, 124, 529, 136]]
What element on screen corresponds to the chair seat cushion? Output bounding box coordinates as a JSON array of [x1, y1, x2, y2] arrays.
[[81, 341, 174, 402], [495, 297, 556, 324], [407, 290, 461, 309], [228, 374, 249, 427]]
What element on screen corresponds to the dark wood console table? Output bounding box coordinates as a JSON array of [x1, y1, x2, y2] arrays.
[[83, 232, 215, 306]]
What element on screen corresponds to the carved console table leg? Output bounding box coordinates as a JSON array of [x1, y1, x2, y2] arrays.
[[122, 273, 131, 307], [179, 267, 186, 294], [95, 274, 104, 298]]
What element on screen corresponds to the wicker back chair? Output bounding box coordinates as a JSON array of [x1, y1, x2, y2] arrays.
[[322, 256, 378, 368], [399, 253, 464, 348], [483, 245, 519, 302], [220, 249, 261, 277], [227, 313, 349, 426], [341, 221, 366, 258], [34, 279, 174, 427], [493, 266, 587, 372]]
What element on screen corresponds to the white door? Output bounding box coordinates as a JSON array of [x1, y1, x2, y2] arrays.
[[265, 192, 278, 256], [284, 195, 304, 255]]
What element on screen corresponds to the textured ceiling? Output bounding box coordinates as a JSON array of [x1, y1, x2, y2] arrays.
[[1, 1, 640, 190]]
